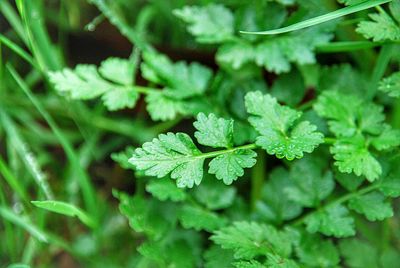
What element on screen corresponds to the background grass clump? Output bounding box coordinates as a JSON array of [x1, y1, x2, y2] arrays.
[[1, 0, 400, 267]]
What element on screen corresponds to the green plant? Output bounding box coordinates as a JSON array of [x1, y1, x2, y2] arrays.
[[1, 0, 400, 267]]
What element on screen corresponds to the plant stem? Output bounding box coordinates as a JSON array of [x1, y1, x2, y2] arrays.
[[251, 150, 266, 211], [195, 144, 258, 160]]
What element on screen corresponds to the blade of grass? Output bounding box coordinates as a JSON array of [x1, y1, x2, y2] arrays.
[[31, 200, 96, 228], [15, 0, 62, 71], [0, 155, 29, 204], [0, 0, 28, 45], [316, 40, 384, 53], [0, 109, 54, 200], [0, 34, 37, 68], [0, 206, 48, 243], [7, 64, 99, 224], [240, 0, 392, 35]]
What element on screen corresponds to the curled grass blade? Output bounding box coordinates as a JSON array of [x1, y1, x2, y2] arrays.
[[31, 200, 96, 228], [240, 0, 392, 35]]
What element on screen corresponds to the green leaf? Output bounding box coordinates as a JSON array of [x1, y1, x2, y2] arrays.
[[314, 90, 360, 137], [234, 260, 266, 268], [141, 52, 213, 99], [331, 135, 382, 181], [240, 0, 392, 35], [146, 179, 187, 202], [114, 192, 177, 239], [339, 239, 379, 268], [194, 113, 234, 148], [173, 4, 234, 43], [379, 71, 400, 98], [48, 64, 113, 99], [286, 156, 335, 207], [99, 57, 134, 85], [270, 69, 306, 106], [31, 200, 95, 228], [255, 167, 302, 224], [265, 254, 300, 268], [208, 149, 257, 185], [296, 233, 340, 267], [48, 58, 139, 111], [216, 41, 255, 70], [179, 205, 226, 231], [255, 27, 333, 73], [101, 87, 139, 111], [204, 246, 234, 268], [145, 92, 184, 121], [348, 191, 393, 221], [379, 174, 400, 197], [245, 91, 324, 160], [129, 133, 204, 188], [194, 178, 237, 210], [371, 126, 400, 150], [357, 11, 400, 41], [255, 40, 290, 73], [305, 204, 355, 237], [211, 221, 293, 260]]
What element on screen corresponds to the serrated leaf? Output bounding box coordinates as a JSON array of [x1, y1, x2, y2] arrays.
[[255, 167, 302, 224], [254, 27, 333, 74], [145, 92, 184, 121], [371, 126, 400, 150], [146, 179, 187, 202], [314, 91, 360, 137], [141, 52, 212, 99], [194, 178, 237, 210], [129, 133, 204, 188], [286, 156, 335, 207], [48, 58, 139, 111], [357, 11, 400, 41], [255, 40, 290, 73], [331, 135, 382, 181], [245, 91, 324, 160], [379, 174, 400, 197], [234, 260, 265, 268], [99, 57, 134, 85], [194, 113, 234, 148], [305, 204, 355, 237], [379, 72, 400, 98], [296, 233, 340, 267], [209, 149, 257, 185], [211, 222, 293, 260], [265, 254, 300, 268], [114, 192, 177, 239], [339, 239, 379, 268], [179, 205, 226, 231], [216, 41, 255, 70], [348, 191, 393, 221], [204, 246, 234, 268], [101, 87, 138, 111], [48, 64, 112, 99], [173, 4, 234, 44]]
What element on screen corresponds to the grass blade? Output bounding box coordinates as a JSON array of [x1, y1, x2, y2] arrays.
[[240, 0, 392, 35], [0, 155, 29, 204], [0, 206, 48, 243], [31, 200, 96, 228], [7, 64, 99, 224], [0, 34, 37, 68]]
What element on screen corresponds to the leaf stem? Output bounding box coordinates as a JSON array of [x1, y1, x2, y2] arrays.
[[250, 150, 266, 211], [195, 143, 258, 160]]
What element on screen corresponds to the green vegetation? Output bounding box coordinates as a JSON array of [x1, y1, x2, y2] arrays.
[[1, 0, 400, 267]]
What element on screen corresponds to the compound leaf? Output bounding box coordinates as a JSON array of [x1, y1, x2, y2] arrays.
[[245, 91, 324, 160], [129, 133, 204, 188]]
